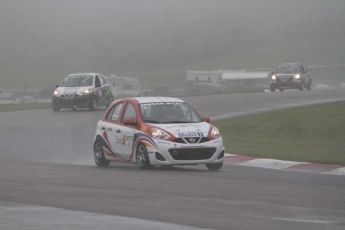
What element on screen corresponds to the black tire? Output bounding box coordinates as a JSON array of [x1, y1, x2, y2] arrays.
[[307, 85, 311, 91], [279, 88, 284, 92], [299, 86, 303, 91], [136, 143, 153, 169], [89, 97, 97, 111], [206, 162, 223, 171], [52, 105, 60, 112], [270, 87, 275, 92], [93, 141, 111, 167]]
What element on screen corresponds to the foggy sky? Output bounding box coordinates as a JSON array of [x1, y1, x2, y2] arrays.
[[0, 0, 344, 86]]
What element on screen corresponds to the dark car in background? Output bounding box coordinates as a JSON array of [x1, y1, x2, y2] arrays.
[[269, 63, 312, 92]]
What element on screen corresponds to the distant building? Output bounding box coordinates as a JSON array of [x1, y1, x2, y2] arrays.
[[186, 70, 268, 94], [187, 70, 268, 83], [187, 71, 223, 83], [0, 87, 13, 100], [105, 75, 142, 97]]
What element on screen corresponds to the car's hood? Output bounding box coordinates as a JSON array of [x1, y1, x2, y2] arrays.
[[152, 122, 211, 137], [275, 73, 298, 76], [57, 87, 91, 95]]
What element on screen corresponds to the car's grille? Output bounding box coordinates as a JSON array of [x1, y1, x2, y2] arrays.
[[168, 148, 216, 160], [277, 76, 293, 83], [60, 94, 80, 98], [173, 137, 209, 144]]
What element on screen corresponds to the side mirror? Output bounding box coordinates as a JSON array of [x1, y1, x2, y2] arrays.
[[124, 117, 136, 126], [203, 116, 210, 123], [55, 85, 59, 88]]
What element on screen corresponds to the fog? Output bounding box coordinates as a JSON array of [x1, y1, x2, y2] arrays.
[[0, 0, 344, 87]]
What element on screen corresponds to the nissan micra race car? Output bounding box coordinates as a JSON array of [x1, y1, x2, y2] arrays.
[[93, 97, 225, 171], [52, 73, 113, 112]]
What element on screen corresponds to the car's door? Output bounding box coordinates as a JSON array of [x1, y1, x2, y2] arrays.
[[99, 75, 112, 104], [304, 65, 311, 86], [117, 102, 138, 158], [94, 75, 105, 102], [102, 101, 125, 160]]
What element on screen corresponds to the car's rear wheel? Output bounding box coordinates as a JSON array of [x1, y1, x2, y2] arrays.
[[94, 141, 111, 167], [136, 143, 153, 169], [279, 88, 284, 92], [270, 87, 275, 92], [206, 162, 223, 171], [89, 98, 97, 111], [299, 86, 303, 91]]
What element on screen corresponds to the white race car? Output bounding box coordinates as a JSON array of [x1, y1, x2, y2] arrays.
[[93, 97, 225, 171]]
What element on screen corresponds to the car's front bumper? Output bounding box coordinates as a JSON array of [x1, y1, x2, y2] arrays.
[[270, 81, 302, 89], [52, 94, 93, 108], [147, 138, 225, 166]]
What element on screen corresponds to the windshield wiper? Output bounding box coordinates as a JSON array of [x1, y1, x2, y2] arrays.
[[163, 121, 195, 124], [143, 120, 161, 124]]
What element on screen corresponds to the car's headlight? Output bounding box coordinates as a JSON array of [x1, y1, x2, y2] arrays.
[[82, 89, 90, 95], [211, 127, 220, 139], [271, 75, 276, 80], [53, 90, 59, 96], [151, 128, 170, 140], [294, 74, 301, 79]]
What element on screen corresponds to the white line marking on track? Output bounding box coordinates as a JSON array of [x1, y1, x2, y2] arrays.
[[322, 167, 345, 176], [211, 98, 345, 120], [0, 201, 212, 230], [238, 159, 304, 170], [268, 217, 342, 225]]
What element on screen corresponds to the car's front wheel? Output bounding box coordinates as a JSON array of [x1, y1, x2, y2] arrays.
[[52, 104, 60, 112], [94, 141, 111, 167], [89, 98, 97, 111], [136, 143, 153, 169], [206, 162, 223, 171], [270, 87, 275, 92]]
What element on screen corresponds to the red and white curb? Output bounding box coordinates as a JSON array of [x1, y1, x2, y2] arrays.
[[224, 154, 345, 176]]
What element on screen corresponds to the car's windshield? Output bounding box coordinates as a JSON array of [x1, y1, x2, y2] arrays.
[[139, 102, 203, 124], [60, 75, 93, 87], [275, 65, 302, 74]]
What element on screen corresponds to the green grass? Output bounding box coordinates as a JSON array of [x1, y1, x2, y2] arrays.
[[213, 101, 345, 165], [0, 103, 51, 112]]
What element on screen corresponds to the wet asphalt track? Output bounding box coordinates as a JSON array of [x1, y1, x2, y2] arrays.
[[1, 89, 345, 230]]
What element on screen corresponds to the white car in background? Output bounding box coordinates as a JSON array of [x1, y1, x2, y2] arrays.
[[93, 97, 225, 171]]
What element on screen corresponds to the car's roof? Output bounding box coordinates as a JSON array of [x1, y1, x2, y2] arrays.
[[67, 73, 100, 77], [279, 63, 302, 67], [132, 97, 184, 104]]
